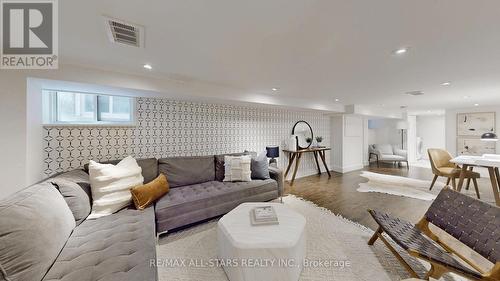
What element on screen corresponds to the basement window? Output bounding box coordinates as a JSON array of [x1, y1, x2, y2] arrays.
[[43, 90, 135, 125]]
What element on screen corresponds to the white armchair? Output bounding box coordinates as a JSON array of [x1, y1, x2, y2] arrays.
[[369, 144, 409, 168]]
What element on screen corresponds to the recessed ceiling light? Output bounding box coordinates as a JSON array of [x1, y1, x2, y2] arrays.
[[441, 82, 451, 86], [405, 91, 424, 96], [334, 98, 340, 102], [143, 64, 152, 70], [272, 88, 278, 91], [474, 103, 479, 106], [394, 48, 408, 55]]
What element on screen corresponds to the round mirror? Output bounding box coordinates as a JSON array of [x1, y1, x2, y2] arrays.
[[292, 121, 313, 149]]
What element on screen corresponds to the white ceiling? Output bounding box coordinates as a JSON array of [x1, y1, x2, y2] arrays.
[[59, 0, 500, 111]]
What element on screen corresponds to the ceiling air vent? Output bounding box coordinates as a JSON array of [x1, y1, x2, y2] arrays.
[[104, 17, 144, 48]]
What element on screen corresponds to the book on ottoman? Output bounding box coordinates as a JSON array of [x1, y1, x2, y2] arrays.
[[250, 206, 279, 226]]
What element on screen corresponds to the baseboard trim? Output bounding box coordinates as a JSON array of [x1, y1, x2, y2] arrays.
[[332, 165, 343, 173], [290, 169, 325, 179], [332, 164, 364, 174], [281, 161, 334, 179]]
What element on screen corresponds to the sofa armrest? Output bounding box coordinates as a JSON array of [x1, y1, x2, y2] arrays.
[[369, 147, 382, 158], [269, 166, 284, 197]]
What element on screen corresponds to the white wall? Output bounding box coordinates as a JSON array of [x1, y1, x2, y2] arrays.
[[362, 118, 370, 166], [416, 115, 446, 159], [344, 104, 403, 119], [407, 115, 417, 162], [446, 106, 500, 156], [367, 118, 402, 147], [330, 116, 343, 172], [26, 79, 46, 184], [343, 115, 364, 171], [0, 72, 28, 197], [330, 114, 364, 173], [368, 115, 445, 162]]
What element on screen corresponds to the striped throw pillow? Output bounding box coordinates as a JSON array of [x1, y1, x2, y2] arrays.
[[87, 156, 144, 219]]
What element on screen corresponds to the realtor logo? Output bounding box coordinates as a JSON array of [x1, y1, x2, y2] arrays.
[[1, 0, 58, 69]]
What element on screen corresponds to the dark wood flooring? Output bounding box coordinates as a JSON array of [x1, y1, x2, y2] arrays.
[[284, 162, 498, 271], [282, 162, 499, 274], [284, 162, 496, 231]]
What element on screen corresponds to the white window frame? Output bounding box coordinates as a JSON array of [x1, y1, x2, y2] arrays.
[[43, 90, 136, 126], [97, 95, 135, 122]]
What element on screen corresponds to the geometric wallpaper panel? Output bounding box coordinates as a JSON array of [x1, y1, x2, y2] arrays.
[[43, 97, 331, 177]]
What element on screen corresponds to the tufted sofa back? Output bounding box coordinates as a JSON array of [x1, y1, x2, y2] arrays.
[[158, 156, 215, 188]]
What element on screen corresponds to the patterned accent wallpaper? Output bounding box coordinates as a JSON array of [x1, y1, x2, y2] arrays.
[[43, 97, 331, 177]]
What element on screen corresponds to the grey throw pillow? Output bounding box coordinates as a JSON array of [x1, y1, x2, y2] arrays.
[[51, 178, 91, 225], [251, 151, 270, 180]]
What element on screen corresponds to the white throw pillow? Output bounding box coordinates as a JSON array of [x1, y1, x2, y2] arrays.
[[223, 155, 252, 182], [87, 156, 144, 219]]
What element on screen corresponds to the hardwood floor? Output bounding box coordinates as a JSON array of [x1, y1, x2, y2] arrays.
[[284, 162, 496, 231], [282, 162, 498, 275]]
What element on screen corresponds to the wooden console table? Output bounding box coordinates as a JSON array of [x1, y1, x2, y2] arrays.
[[283, 147, 331, 185]]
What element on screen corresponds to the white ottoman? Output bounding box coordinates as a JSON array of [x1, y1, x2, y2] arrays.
[[217, 202, 306, 281]]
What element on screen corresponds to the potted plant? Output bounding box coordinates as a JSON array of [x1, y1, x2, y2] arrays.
[[315, 136, 323, 147]]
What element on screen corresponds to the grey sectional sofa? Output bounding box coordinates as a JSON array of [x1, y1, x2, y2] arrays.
[[0, 154, 283, 281], [155, 155, 283, 233]]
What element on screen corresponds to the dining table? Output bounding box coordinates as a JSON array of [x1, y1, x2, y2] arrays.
[[450, 155, 500, 206]]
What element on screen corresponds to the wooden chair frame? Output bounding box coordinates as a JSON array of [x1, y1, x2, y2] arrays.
[[368, 215, 500, 280], [429, 166, 480, 199]]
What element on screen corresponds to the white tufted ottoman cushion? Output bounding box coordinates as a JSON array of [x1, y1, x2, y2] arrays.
[[217, 202, 306, 281]]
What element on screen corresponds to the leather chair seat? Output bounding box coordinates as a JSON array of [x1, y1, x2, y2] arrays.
[[437, 167, 480, 178], [428, 148, 481, 199]]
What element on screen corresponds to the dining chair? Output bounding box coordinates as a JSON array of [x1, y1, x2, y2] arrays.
[[427, 148, 481, 199]]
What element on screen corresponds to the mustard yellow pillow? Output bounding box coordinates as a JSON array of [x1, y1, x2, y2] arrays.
[[131, 174, 169, 210]]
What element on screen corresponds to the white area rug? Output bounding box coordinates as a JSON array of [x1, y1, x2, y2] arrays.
[[157, 195, 464, 281], [358, 171, 444, 201]]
